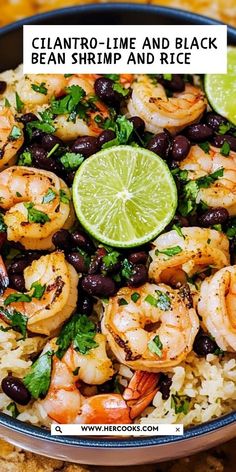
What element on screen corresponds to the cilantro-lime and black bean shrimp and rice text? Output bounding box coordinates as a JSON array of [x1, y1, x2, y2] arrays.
[[0, 62, 236, 428]]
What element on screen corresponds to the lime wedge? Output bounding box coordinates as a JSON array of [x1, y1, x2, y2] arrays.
[[72, 145, 177, 248], [205, 48, 236, 125]]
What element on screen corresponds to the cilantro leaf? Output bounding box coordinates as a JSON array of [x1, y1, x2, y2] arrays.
[[6, 402, 19, 418], [9, 126, 21, 141], [15, 92, 24, 113], [50, 85, 86, 116], [23, 350, 52, 399], [26, 109, 56, 138], [155, 246, 182, 257], [155, 290, 171, 310], [131, 292, 140, 303], [0, 307, 28, 338], [42, 188, 57, 203], [171, 394, 190, 415], [121, 258, 133, 279], [31, 82, 48, 95], [163, 73, 172, 80], [4, 292, 31, 306], [102, 115, 133, 149], [47, 143, 60, 158], [56, 314, 98, 359], [102, 250, 120, 271], [24, 203, 50, 224], [218, 122, 232, 135], [59, 189, 70, 204], [172, 224, 184, 238], [104, 74, 120, 81], [113, 83, 130, 97], [31, 282, 46, 299], [18, 151, 32, 166], [0, 213, 7, 233], [148, 335, 163, 357], [220, 141, 231, 156], [60, 152, 84, 170], [5, 98, 11, 108], [199, 141, 210, 154]]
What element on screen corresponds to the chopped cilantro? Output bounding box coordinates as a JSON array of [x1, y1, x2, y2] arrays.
[[31, 82, 48, 95], [113, 83, 129, 97], [4, 293, 32, 306], [121, 258, 133, 279], [131, 292, 140, 303], [42, 188, 57, 203], [172, 224, 184, 238], [0, 307, 28, 338], [24, 203, 50, 224], [218, 122, 232, 135], [60, 152, 84, 170], [31, 282, 46, 299], [171, 394, 190, 415], [220, 141, 230, 156], [56, 313, 98, 359], [4, 98, 11, 108], [145, 294, 158, 307], [199, 141, 210, 154], [0, 213, 7, 233], [15, 92, 24, 113], [102, 250, 120, 271], [214, 347, 225, 356], [118, 298, 128, 306], [59, 189, 70, 204], [155, 290, 171, 311], [72, 366, 80, 376], [18, 151, 32, 166], [148, 335, 163, 357], [64, 74, 73, 78], [212, 224, 222, 232], [226, 219, 236, 239], [47, 143, 60, 158], [155, 246, 182, 257], [104, 74, 120, 81], [9, 125, 21, 140], [6, 402, 19, 418], [102, 115, 133, 149], [23, 350, 52, 399], [163, 74, 172, 80], [50, 85, 86, 117], [26, 109, 56, 138]]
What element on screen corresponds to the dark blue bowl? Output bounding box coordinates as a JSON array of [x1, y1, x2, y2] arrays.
[[0, 4, 236, 465]]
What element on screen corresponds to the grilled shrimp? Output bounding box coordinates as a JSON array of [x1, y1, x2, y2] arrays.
[[102, 283, 199, 372], [127, 75, 206, 135], [0, 108, 24, 169], [198, 266, 236, 352], [180, 144, 236, 215], [149, 227, 230, 284], [53, 74, 110, 141], [0, 252, 79, 335], [0, 166, 73, 250], [15, 74, 67, 109], [41, 338, 159, 423]]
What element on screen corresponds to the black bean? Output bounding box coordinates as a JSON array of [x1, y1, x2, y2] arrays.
[[98, 130, 116, 147], [159, 74, 185, 93], [29, 144, 62, 174], [41, 134, 63, 151], [20, 113, 38, 125], [82, 274, 116, 297], [0, 81, 7, 94], [205, 112, 227, 132], [94, 77, 121, 106], [65, 171, 76, 187], [172, 214, 189, 227], [193, 332, 217, 356], [229, 238, 236, 265], [211, 134, 236, 152], [66, 252, 88, 273], [127, 264, 148, 287], [128, 251, 148, 265], [88, 247, 107, 274], [9, 274, 26, 292], [8, 259, 29, 275], [52, 229, 72, 250], [129, 116, 145, 135], [0, 232, 7, 250], [31, 129, 46, 141], [77, 293, 94, 316], [71, 231, 95, 254], [1, 375, 31, 405], [71, 136, 100, 158], [147, 131, 172, 160], [158, 374, 172, 400], [198, 207, 229, 227], [185, 123, 213, 142], [170, 135, 190, 161]]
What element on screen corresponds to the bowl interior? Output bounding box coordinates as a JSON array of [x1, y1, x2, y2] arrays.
[[0, 2, 236, 449]]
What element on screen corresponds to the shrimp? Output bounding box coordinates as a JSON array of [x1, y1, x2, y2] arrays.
[[0, 252, 79, 335], [0, 108, 24, 169], [180, 144, 236, 215], [102, 282, 199, 372], [149, 227, 230, 284], [127, 75, 207, 135], [15, 74, 66, 109], [41, 338, 159, 423], [0, 166, 73, 250], [53, 74, 110, 141], [198, 266, 236, 352]]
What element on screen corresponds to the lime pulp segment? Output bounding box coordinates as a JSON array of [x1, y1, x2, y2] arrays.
[[72, 145, 177, 248], [204, 48, 236, 125]]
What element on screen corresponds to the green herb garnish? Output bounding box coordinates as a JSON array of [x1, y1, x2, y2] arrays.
[[0, 307, 28, 339], [220, 141, 231, 156], [121, 258, 133, 279], [18, 151, 32, 166], [24, 203, 50, 224], [31, 82, 48, 95], [199, 141, 210, 154], [118, 298, 128, 306], [56, 314, 98, 359], [131, 292, 140, 303], [60, 152, 84, 170], [155, 246, 182, 257], [9, 126, 21, 141], [23, 350, 53, 399], [148, 335, 163, 357], [15, 92, 24, 113], [59, 189, 70, 204], [6, 402, 19, 418], [42, 188, 57, 204], [171, 394, 190, 415]]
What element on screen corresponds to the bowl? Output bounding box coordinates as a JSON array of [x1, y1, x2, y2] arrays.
[[0, 3, 236, 465]]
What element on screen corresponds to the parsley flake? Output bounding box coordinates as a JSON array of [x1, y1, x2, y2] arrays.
[[6, 402, 19, 419], [23, 350, 53, 399], [59, 189, 70, 204], [148, 335, 163, 357], [31, 82, 48, 95], [220, 141, 231, 156], [121, 259, 133, 279], [18, 151, 32, 166], [199, 141, 210, 154], [171, 394, 190, 415], [0, 307, 28, 338], [155, 246, 182, 257], [56, 314, 98, 359], [24, 203, 50, 224], [60, 152, 84, 170]]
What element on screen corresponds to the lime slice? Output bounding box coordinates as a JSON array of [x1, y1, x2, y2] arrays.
[[72, 145, 177, 248], [205, 48, 236, 125]]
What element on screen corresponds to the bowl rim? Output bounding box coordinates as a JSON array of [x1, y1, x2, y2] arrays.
[[0, 2, 236, 449]]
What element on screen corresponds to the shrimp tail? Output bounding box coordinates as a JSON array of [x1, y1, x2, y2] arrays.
[[123, 371, 159, 420]]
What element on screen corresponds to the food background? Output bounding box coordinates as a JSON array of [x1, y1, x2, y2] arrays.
[[0, 0, 235, 27]]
